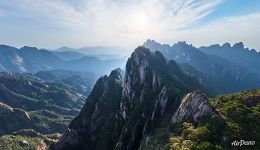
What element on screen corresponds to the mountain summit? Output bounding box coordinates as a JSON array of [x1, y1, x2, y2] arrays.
[[52, 46, 203, 150]]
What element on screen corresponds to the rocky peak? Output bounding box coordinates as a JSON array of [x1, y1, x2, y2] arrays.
[[233, 42, 244, 49], [173, 41, 191, 49], [20, 46, 39, 51], [222, 43, 231, 48], [108, 68, 123, 81], [143, 39, 162, 48], [53, 69, 123, 150], [53, 46, 203, 150], [171, 90, 216, 124], [121, 47, 168, 119], [116, 47, 202, 149], [143, 39, 171, 53]]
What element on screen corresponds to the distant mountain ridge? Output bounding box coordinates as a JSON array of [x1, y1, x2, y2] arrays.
[[0, 45, 126, 75], [55, 46, 129, 57], [0, 45, 63, 73], [143, 40, 260, 95], [199, 42, 260, 74]]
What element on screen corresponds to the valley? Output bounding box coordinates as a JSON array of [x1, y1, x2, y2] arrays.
[[0, 42, 259, 150]]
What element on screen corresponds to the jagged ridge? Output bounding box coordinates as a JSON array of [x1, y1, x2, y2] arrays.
[[53, 46, 203, 150]]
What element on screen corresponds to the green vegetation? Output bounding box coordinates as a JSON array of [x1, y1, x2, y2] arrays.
[[169, 122, 224, 150], [139, 128, 170, 150], [0, 73, 85, 136], [29, 110, 74, 134], [139, 90, 260, 150], [209, 90, 260, 147], [0, 135, 44, 150]]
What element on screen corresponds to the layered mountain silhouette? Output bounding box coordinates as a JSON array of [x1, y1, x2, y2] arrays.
[[0, 42, 259, 149], [0, 45, 62, 73], [0, 45, 126, 75], [143, 40, 260, 95], [200, 42, 260, 74]]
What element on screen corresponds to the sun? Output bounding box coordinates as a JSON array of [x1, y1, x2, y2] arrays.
[[131, 12, 150, 33]]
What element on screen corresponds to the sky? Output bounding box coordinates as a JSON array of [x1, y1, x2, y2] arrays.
[[0, 0, 260, 52]]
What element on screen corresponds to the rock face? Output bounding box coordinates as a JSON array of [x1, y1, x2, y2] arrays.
[[171, 91, 216, 124], [53, 46, 203, 150], [53, 69, 123, 150]]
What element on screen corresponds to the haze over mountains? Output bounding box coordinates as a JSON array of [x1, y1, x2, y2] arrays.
[[143, 39, 260, 95], [55, 46, 129, 59], [0, 45, 126, 75], [0, 41, 259, 149]]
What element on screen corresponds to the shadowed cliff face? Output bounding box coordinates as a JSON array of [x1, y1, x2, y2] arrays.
[[52, 46, 204, 150], [53, 69, 124, 150]]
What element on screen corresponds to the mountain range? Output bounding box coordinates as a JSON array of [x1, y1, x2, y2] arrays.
[[0, 45, 126, 75], [55, 46, 129, 57], [143, 40, 260, 95], [52, 46, 260, 150], [199, 42, 260, 74], [0, 41, 259, 149]]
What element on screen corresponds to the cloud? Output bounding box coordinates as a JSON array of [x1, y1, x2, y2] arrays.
[[0, 0, 223, 48], [1, 0, 259, 52]]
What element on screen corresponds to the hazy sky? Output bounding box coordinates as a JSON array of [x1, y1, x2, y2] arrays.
[[0, 0, 260, 51]]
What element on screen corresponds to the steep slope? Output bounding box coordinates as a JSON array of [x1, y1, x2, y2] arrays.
[[140, 90, 260, 150], [53, 46, 203, 150], [143, 40, 260, 95], [53, 69, 123, 150], [166, 90, 260, 150], [116, 47, 202, 150], [0, 102, 31, 135], [171, 91, 217, 124], [139, 91, 221, 150], [0, 72, 87, 135]]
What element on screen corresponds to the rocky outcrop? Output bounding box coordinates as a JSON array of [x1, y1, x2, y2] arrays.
[[52, 46, 203, 150], [171, 91, 216, 124]]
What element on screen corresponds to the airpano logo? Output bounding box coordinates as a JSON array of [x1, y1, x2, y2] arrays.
[[231, 140, 255, 147]]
